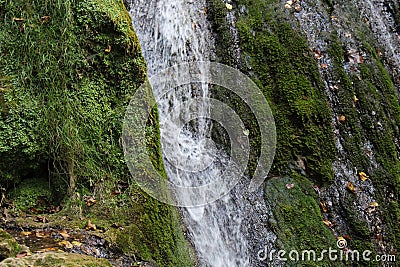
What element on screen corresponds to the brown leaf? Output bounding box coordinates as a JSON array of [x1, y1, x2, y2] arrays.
[[346, 182, 357, 194], [320, 202, 328, 213], [21, 231, 32, 236], [16, 251, 29, 258], [60, 229, 70, 239], [58, 240, 73, 249], [338, 115, 346, 123], [323, 219, 332, 227], [86, 220, 96, 231], [86, 196, 97, 207]]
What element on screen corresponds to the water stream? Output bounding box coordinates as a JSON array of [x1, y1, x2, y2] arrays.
[[127, 0, 275, 266]]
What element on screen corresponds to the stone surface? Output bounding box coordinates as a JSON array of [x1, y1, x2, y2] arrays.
[[0, 252, 112, 267]]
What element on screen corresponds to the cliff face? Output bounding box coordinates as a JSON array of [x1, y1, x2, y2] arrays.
[[0, 1, 191, 266], [208, 0, 399, 264]]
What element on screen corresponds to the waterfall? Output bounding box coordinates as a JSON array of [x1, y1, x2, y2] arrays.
[[126, 0, 276, 266]]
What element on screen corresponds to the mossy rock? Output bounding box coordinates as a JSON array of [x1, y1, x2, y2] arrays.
[[0, 229, 19, 261], [265, 175, 336, 266], [0, 252, 112, 267]]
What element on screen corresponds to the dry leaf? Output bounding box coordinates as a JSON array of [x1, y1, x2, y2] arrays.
[[338, 115, 346, 123], [346, 182, 356, 194], [321, 63, 328, 69], [285, 183, 295, 189], [323, 219, 332, 227], [320, 202, 328, 213], [13, 18, 25, 22], [86, 220, 96, 231], [359, 172, 369, 181], [58, 240, 73, 249], [21, 231, 31, 236], [225, 3, 233, 10], [72, 241, 82, 247], [16, 251, 29, 258], [353, 95, 359, 103], [105, 45, 111, 53], [86, 196, 97, 207], [60, 229, 70, 239], [369, 201, 379, 207]]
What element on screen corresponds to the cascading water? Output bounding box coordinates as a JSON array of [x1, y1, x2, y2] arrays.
[[126, 0, 276, 266]]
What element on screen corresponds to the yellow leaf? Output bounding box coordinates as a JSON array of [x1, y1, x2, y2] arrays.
[[72, 241, 82, 247], [105, 45, 111, 53], [346, 182, 356, 194], [369, 202, 379, 207], [225, 3, 233, 10], [58, 241, 73, 249], [353, 95, 359, 103], [338, 115, 346, 123], [359, 172, 369, 181], [21, 231, 31, 236]]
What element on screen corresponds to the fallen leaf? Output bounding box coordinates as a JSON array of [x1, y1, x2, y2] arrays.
[[321, 63, 328, 69], [86, 220, 96, 231], [35, 231, 49, 238], [359, 172, 369, 181], [323, 219, 332, 227], [34, 216, 48, 223], [105, 45, 111, 53], [320, 202, 328, 213], [40, 16, 51, 23], [353, 95, 359, 103], [16, 251, 29, 258], [346, 182, 356, 194], [285, 183, 295, 189], [60, 229, 70, 239], [21, 231, 31, 236], [338, 115, 346, 123], [72, 241, 82, 247], [369, 201, 379, 207], [314, 50, 323, 60], [294, 4, 301, 12], [13, 17, 25, 22], [225, 3, 233, 10], [58, 240, 73, 249], [284, 3, 292, 9], [243, 129, 250, 136], [86, 196, 97, 207]]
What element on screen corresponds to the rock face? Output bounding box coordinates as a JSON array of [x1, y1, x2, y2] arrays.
[[0, 229, 18, 261], [0, 252, 112, 267], [207, 0, 399, 264]]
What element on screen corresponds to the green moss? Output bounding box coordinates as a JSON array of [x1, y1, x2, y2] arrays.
[[0, 0, 192, 266], [327, 32, 400, 252], [210, 0, 336, 185], [265, 174, 336, 266]]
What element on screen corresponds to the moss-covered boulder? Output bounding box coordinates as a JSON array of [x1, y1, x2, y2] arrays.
[[0, 229, 19, 261], [0, 0, 192, 266], [0, 252, 112, 267]]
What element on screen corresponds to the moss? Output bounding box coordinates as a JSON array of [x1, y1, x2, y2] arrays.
[[0, 0, 192, 266], [265, 174, 336, 266], [328, 32, 400, 252], [210, 0, 336, 185]]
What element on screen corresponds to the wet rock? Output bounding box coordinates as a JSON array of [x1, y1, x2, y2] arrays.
[[0, 252, 112, 267], [0, 229, 18, 261]]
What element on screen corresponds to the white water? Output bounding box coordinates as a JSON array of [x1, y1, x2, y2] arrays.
[[127, 0, 275, 266]]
